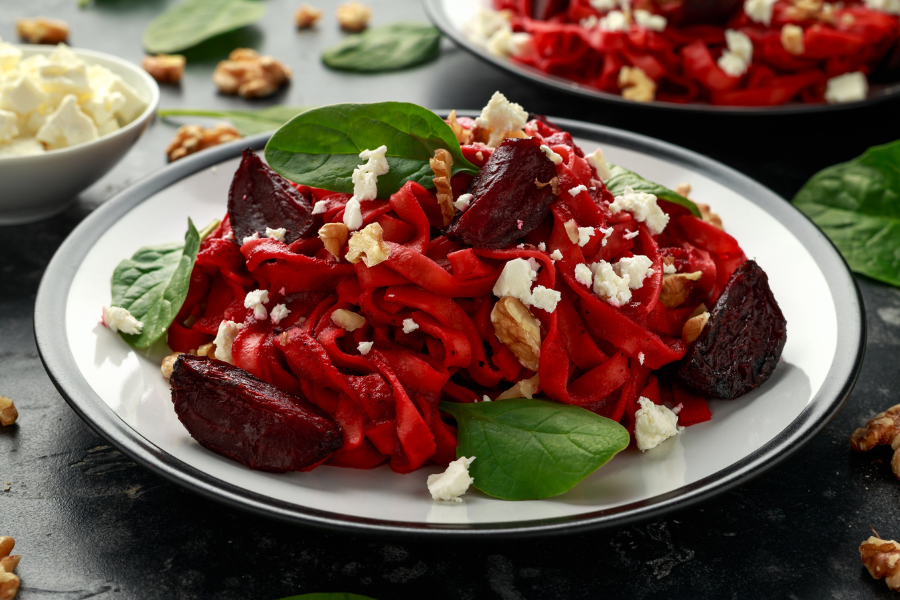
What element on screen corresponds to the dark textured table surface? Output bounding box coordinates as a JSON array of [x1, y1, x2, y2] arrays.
[[2, 1, 900, 598]]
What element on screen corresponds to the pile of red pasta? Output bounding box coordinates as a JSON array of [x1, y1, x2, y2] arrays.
[[162, 110, 785, 475], [491, 0, 899, 105]]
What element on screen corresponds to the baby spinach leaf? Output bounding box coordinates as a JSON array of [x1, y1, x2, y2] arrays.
[[159, 106, 313, 136], [143, 0, 265, 54], [440, 398, 630, 500], [322, 23, 441, 73], [110, 219, 210, 349], [265, 102, 479, 196], [605, 164, 701, 218], [793, 140, 900, 287]]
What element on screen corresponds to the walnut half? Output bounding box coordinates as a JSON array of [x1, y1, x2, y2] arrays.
[[319, 222, 350, 260], [143, 54, 186, 84], [295, 4, 323, 28], [17, 17, 69, 44], [491, 296, 542, 372], [430, 149, 455, 226], [860, 536, 900, 591], [336, 1, 371, 32], [619, 66, 656, 103], [346, 222, 390, 267], [166, 123, 241, 162], [0, 397, 16, 427], [0, 537, 20, 600], [213, 49, 291, 99]]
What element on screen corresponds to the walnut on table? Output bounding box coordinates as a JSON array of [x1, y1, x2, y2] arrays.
[[165, 123, 241, 162], [295, 4, 323, 28], [491, 296, 542, 372], [860, 536, 900, 591], [850, 403, 900, 480], [142, 54, 186, 84], [16, 17, 69, 44], [430, 149, 455, 227], [212, 49, 291, 99], [336, 1, 372, 32], [0, 397, 16, 427], [0, 537, 20, 600]]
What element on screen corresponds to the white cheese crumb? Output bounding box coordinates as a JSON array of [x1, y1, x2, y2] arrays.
[[663, 262, 677, 274], [744, 0, 777, 24], [550, 249, 563, 261], [270, 303, 291, 325], [402, 318, 419, 334], [638, 352, 645, 365], [599, 10, 630, 32], [358, 341, 374, 355], [482, 395, 492, 402], [530, 285, 561, 313], [454, 193, 473, 211], [214, 320, 243, 364], [540, 144, 563, 165], [585, 148, 612, 182], [486, 28, 533, 58], [312, 200, 328, 215], [824, 72, 868, 104], [608, 186, 670, 234], [475, 91, 528, 147], [717, 29, 753, 77], [242, 231, 260, 245], [343, 197, 363, 231], [0, 109, 18, 143], [265, 227, 286, 242], [633, 9, 667, 31], [634, 397, 683, 451], [577, 226, 595, 247], [574, 263, 593, 287], [615, 255, 654, 289], [244, 289, 269, 320], [427, 456, 476, 502], [351, 145, 389, 201], [492, 258, 538, 306], [598, 226, 614, 247], [568, 184, 588, 197], [538, 242, 547, 252], [590, 260, 632, 306], [589, 0, 618, 11], [102, 306, 143, 335], [36, 94, 99, 150], [623, 229, 639, 240]]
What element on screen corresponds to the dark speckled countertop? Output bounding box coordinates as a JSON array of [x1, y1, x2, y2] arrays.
[[2, 1, 900, 598]]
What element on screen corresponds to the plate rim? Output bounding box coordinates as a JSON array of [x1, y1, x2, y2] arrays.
[[422, 0, 900, 115], [34, 117, 866, 538]]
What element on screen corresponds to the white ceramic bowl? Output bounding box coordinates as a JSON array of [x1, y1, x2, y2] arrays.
[[0, 45, 160, 224]]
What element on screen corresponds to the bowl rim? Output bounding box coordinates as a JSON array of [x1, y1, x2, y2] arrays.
[[0, 43, 160, 163]]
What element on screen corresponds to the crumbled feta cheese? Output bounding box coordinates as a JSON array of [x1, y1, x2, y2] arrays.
[[590, 260, 632, 306], [633, 9, 666, 31], [0, 75, 48, 115], [312, 200, 328, 215], [615, 255, 654, 289], [102, 306, 143, 335], [270, 303, 291, 325], [402, 318, 419, 334], [634, 397, 683, 451], [865, 0, 900, 13], [538, 242, 547, 252], [0, 38, 23, 73], [0, 109, 18, 144], [585, 148, 612, 182], [427, 456, 475, 502], [599, 10, 630, 32], [744, 0, 778, 25], [475, 91, 528, 147], [580, 15, 599, 28], [0, 137, 44, 157], [623, 229, 639, 240], [824, 72, 868, 104], [466, 7, 512, 49], [550, 249, 563, 261], [540, 144, 563, 165], [214, 320, 243, 364], [577, 226, 595, 247], [244, 289, 269, 320], [242, 231, 260, 245], [638, 352, 645, 365], [608, 186, 670, 234], [350, 145, 390, 202], [331, 308, 366, 331], [530, 285, 561, 313], [343, 197, 363, 231], [266, 227, 287, 242], [454, 193, 473, 211], [568, 184, 588, 197], [486, 28, 533, 58], [482, 395, 492, 402], [358, 341, 374, 355], [105, 76, 145, 123], [80, 88, 125, 128], [598, 226, 614, 247], [717, 29, 753, 77], [664, 262, 677, 274], [492, 258, 538, 306], [35, 94, 98, 150], [574, 263, 593, 287]]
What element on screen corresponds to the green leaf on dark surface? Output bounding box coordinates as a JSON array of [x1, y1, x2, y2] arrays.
[[110, 219, 210, 349], [439, 398, 630, 501], [322, 23, 441, 73], [605, 164, 701, 218], [143, 0, 265, 54], [159, 106, 313, 136], [265, 102, 479, 196], [793, 140, 900, 287], [275, 594, 378, 600]]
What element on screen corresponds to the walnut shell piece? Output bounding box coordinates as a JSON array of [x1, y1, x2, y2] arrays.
[[850, 404, 900, 452], [16, 17, 69, 44], [682, 310, 709, 344], [496, 374, 540, 400], [660, 271, 703, 309], [295, 4, 323, 28], [0, 537, 19, 600], [143, 54, 186, 84], [212, 48, 292, 99], [430, 148, 455, 227], [447, 110, 473, 145], [860, 537, 900, 591], [336, 1, 372, 32], [165, 123, 241, 162], [619, 66, 656, 103], [318, 222, 350, 260], [781, 24, 805, 56], [346, 222, 390, 267], [491, 296, 542, 372], [0, 396, 17, 427], [161, 353, 182, 380]]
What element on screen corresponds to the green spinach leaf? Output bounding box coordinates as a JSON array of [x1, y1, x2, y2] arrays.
[[265, 102, 478, 196], [793, 141, 900, 287], [440, 398, 630, 500], [159, 106, 313, 136], [110, 219, 213, 349], [605, 164, 701, 218], [143, 0, 265, 54], [322, 23, 441, 73]]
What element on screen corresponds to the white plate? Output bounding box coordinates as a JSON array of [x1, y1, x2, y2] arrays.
[[35, 119, 864, 536]]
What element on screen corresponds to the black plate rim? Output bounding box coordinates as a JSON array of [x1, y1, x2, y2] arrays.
[[422, 0, 900, 115], [34, 117, 866, 539]]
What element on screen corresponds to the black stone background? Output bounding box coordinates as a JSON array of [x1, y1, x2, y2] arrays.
[[2, 0, 900, 598]]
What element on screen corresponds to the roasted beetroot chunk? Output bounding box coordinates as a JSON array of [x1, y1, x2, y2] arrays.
[[445, 137, 558, 248], [676, 260, 787, 399], [170, 354, 342, 472], [228, 149, 318, 244]]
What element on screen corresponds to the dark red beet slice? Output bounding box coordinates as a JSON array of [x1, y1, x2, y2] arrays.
[[170, 354, 342, 472], [446, 137, 558, 248], [228, 149, 318, 244], [675, 260, 787, 399]]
